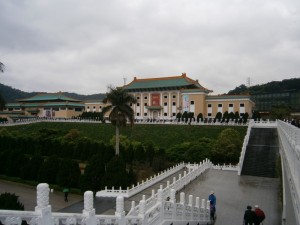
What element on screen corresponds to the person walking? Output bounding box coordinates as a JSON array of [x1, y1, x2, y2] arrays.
[[63, 188, 69, 202], [244, 205, 256, 225], [254, 205, 265, 225], [208, 191, 216, 207], [210, 200, 216, 222]]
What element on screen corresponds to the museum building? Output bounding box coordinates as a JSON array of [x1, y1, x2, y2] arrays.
[[122, 73, 255, 120], [2, 93, 85, 120]]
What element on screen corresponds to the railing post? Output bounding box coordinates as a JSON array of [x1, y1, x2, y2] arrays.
[[35, 183, 53, 225], [115, 196, 126, 225], [82, 191, 96, 225], [139, 199, 146, 225]]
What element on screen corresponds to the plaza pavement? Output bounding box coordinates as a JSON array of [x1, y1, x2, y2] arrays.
[[0, 179, 83, 212], [0, 169, 282, 225]]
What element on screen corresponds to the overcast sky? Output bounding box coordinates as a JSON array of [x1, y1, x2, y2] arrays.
[[1, 0, 300, 95]]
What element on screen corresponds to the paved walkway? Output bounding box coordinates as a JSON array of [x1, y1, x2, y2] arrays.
[[181, 169, 281, 225], [0, 169, 282, 225], [61, 167, 189, 214], [0, 180, 83, 212]]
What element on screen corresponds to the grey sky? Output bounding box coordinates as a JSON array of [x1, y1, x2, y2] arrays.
[[1, 0, 300, 95]]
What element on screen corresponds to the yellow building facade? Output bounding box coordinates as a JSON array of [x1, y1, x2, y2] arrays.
[[123, 73, 255, 120]]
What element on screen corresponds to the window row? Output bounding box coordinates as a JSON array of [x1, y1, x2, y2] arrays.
[[208, 103, 244, 107], [136, 95, 178, 100]]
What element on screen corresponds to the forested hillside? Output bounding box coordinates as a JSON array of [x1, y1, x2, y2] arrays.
[[228, 78, 300, 95], [0, 83, 106, 102]]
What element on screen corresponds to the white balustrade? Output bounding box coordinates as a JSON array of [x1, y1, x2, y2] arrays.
[[96, 162, 186, 197], [277, 120, 300, 225], [0, 185, 210, 225]]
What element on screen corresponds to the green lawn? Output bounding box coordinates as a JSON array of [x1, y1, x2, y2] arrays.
[[5, 122, 247, 149]]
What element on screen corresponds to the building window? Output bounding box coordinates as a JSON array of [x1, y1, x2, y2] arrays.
[[208, 104, 212, 107], [164, 102, 167, 106], [164, 113, 167, 116], [87, 106, 90, 109], [172, 113, 176, 116], [75, 108, 82, 112], [208, 113, 212, 116], [144, 103, 148, 106], [137, 96, 140, 99], [240, 103, 245, 107], [100, 106, 102, 109], [130, 103, 132, 106], [137, 103, 140, 106], [229, 104, 233, 107], [164, 95, 168, 98], [218, 104, 222, 107], [68, 107, 73, 110], [191, 101, 194, 105], [61, 107, 66, 110], [53, 108, 59, 111], [173, 95, 176, 98], [144, 96, 148, 100], [172, 102, 176, 106], [137, 113, 140, 116], [144, 113, 147, 116]]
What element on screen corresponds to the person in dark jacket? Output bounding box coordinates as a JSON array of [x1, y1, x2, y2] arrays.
[[244, 205, 256, 225]]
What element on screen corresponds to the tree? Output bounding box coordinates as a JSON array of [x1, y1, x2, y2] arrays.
[[270, 105, 292, 120], [56, 159, 81, 188], [211, 128, 242, 164], [0, 62, 6, 110], [102, 87, 136, 155], [0, 192, 24, 210], [80, 154, 105, 192], [0, 62, 4, 73]]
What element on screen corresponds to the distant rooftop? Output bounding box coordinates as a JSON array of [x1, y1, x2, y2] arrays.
[[123, 73, 212, 93], [18, 93, 82, 102]]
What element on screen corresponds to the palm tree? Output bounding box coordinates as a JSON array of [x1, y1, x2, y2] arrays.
[[0, 62, 5, 110], [0, 62, 4, 72], [102, 86, 136, 155]]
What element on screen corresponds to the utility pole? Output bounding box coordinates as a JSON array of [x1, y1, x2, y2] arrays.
[[246, 77, 251, 87], [123, 76, 127, 86]]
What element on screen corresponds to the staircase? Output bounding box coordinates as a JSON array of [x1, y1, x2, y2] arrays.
[[241, 128, 279, 178]]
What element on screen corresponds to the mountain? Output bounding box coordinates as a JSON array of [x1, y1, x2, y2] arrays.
[[0, 83, 106, 102], [227, 78, 300, 95]]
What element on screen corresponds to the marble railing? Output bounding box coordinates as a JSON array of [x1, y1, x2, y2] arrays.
[[127, 160, 212, 216], [0, 183, 210, 225], [96, 163, 185, 198], [277, 120, 300, 224]]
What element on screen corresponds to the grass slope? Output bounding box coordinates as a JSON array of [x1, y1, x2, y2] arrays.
[[5, 122, 247, 149]]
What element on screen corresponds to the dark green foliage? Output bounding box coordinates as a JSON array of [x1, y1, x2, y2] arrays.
[[80, 154, 106, 192], [197, 113, 203, 122], [79, 112, 103, 121], [166, 137, 213, 163], [101, 156, 131, 189], [211, 128, 242, 164], [228, 78, 300, 95], [176, 112, 182, 122], [152, 148, 167, 172], [215, 112, 222, 121], [20, 155, 43, 180], [0, 192, 24, 210], [0, 95, 5, 111], [252, 110, 261, 120], [5, 150, 28, 177], [0, 82, 106, 103], [57, 159, 81, 188], [38, 155, 60, 184], [270, 105, 292, 120]]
